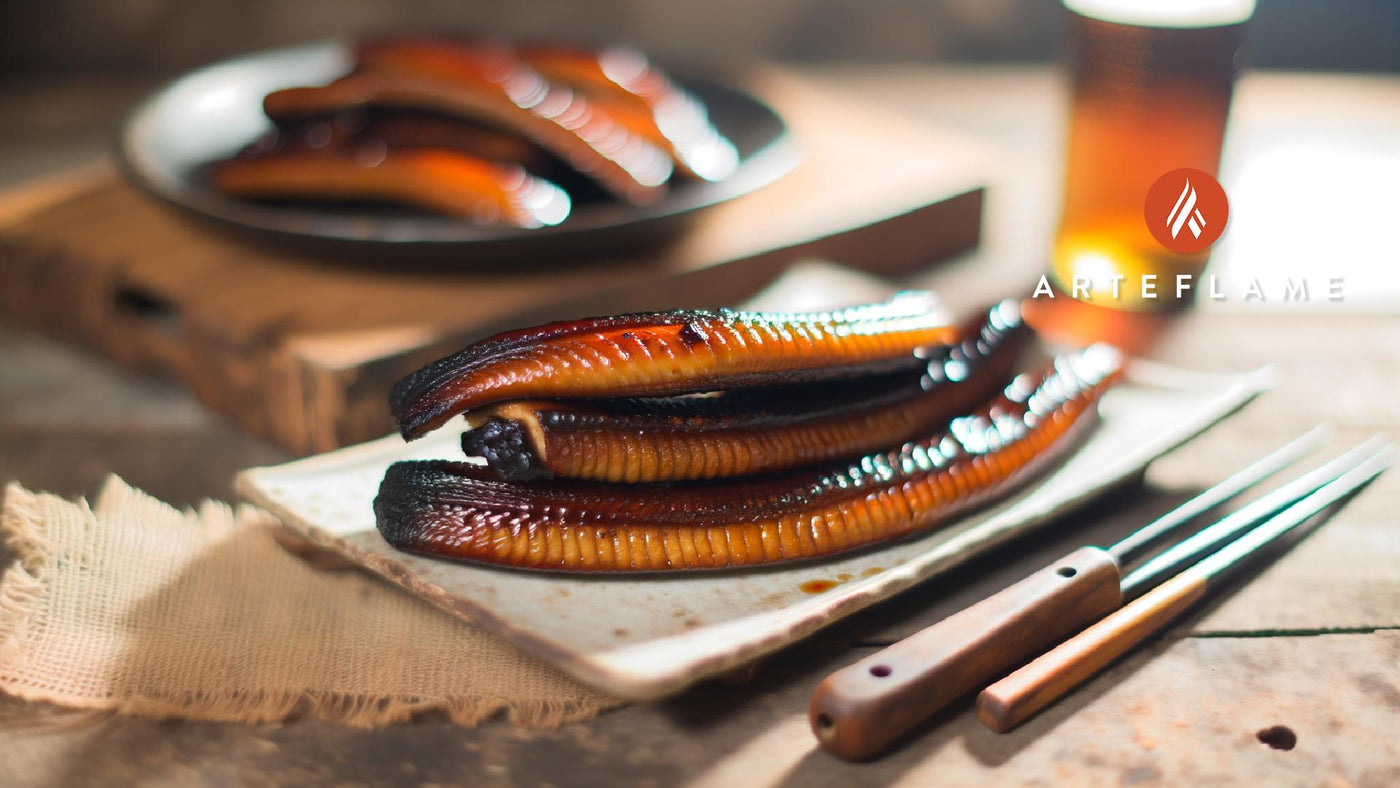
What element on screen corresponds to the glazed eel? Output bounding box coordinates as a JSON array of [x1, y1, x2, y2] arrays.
[[390, 292, 956, 440], [374, 344, 1123, 572], [214, 149, 571, 228], [359, 39, 739, 182], [265, 41, 674, 205], [458, 300, 1034, 482], [517, 45, 740, 182]]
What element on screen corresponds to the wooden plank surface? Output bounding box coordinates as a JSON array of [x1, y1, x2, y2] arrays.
[[0, 619, 1393, 787], [2, 67, 1399, 787]]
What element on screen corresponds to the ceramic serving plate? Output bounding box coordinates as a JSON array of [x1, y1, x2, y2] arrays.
[[236, 362, 1272, 700], [117, 40, 796, 260]]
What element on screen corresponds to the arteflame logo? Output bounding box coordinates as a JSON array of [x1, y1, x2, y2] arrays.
[[1144, 167, 1229, 254], [1167, 179, 1206, 239]]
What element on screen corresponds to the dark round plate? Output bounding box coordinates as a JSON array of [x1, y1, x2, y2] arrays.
[[116, 40, 798, 262]]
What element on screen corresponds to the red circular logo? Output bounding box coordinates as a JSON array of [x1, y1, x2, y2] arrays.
[[1144, 168, 1229, 254]]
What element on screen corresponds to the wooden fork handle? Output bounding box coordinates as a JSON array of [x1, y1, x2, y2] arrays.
[[977, 569, 1208, 733], [808, 546, 1123, 760]]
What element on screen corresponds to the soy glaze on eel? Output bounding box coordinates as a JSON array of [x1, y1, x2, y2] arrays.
[[390, 291, 957, 441], [265, 40, 674, 206], [214, 149, 571, 228], [459, 300, 1034, 482], [212, 112, 571, 227], [374, 344, 1124, 572]]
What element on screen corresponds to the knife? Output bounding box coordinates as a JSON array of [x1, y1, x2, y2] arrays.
[[808, 426, 1335, 760], [978, 438, 1393, 731]]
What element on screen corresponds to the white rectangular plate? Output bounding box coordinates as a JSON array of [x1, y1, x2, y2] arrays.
[[236, 363, 1271, 700]]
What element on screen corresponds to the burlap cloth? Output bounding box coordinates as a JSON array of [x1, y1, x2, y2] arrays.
[[0, 476, 621, 727]]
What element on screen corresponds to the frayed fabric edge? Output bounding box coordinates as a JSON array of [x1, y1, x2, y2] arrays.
[[0, 680, 619, 729], [0, 480, 623, 730], [0, 483, 57, 683]]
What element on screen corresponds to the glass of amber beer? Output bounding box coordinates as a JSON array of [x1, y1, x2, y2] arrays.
[[1050, 0, 1254, 311]]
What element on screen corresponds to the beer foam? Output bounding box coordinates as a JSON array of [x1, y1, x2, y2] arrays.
[[1064, 0, 1255, 28]]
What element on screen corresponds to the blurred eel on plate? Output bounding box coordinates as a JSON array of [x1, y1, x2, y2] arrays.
[[209, 38, 744, 227], [214, 147, 572, 228], [265, 41, 674, 205], [374, 345, 1124, 572], [515, 44, 741, 181], [458, 300, 1035, 482]]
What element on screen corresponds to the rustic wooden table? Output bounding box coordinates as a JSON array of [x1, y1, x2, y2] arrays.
[[2, 66, 1398, 786]]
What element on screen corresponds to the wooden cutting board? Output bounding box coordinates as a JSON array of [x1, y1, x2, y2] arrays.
[[0, 70, 988, 454]]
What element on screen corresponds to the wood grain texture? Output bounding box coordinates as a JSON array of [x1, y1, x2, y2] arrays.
[[810, 546, 1122, 759], [3, 68, 1400, 786], [1, 627, 1395, 787]]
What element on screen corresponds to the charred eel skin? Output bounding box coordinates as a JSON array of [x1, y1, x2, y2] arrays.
[[459, 300, 1034, 482], [374, 345, 1123, 572], [390, 292, 956, 441]]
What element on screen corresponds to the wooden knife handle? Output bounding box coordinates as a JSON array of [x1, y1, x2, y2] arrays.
[[977, 569, 1208, 733], [808, 545, 1123, 760]]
